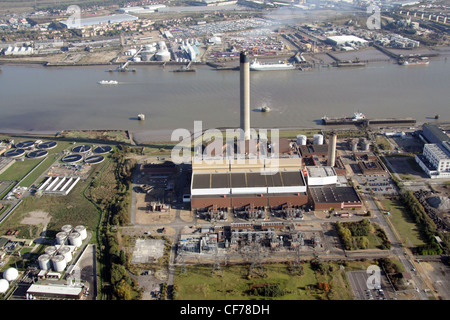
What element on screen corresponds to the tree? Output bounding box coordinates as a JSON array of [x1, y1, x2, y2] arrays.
[[115, 279, 132, 300], [111, 263, 126, 285]]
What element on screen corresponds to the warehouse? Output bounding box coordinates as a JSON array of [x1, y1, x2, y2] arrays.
[[305, 166, 338, 186], [26, 283, 84, 300], [309, 186, 362, 210], [61, 14, 138, 28], [325, 35, 368, 47]]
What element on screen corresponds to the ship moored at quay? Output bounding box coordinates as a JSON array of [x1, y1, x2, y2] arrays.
[[322, 112, 416, 126]]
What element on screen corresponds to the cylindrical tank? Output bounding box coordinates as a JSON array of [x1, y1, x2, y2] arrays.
[[362, 141, 371, 151], [38, 254, 52, 270], [313, 134, 324, 145], [74, 225, 87, 240], [141, 51, 154, 61], [51, 255, 67, 272], [69, 232, 82, 247], [55, 232, 69, 245], [0, 279, 9, 294], [61, 224, 73, 233], [155, 51, 170, 61], [45, 246, 57, 256], [58, 246, 72, 263], [296, 135, 307, 146]]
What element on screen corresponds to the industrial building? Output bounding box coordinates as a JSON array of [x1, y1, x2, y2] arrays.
[[61, 14, 138, 28], [416, 142, 450, 179], [26, 283, 84, 300], [305, 166, 338, 186], [309, 186, 362, 210]]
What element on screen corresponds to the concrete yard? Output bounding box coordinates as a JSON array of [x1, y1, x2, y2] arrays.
[[131, 239, 166, 264]]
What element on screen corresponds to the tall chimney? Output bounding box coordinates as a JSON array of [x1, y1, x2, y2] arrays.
[[327, 132, 337, 167], [240, 51, 250, 141]]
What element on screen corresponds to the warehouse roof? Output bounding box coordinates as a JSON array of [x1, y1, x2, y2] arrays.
[[192, 171, 305, 189], [309, 186, 361, 204]]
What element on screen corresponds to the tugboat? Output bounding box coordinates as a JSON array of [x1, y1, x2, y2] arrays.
[[261, 105, 271, 112]]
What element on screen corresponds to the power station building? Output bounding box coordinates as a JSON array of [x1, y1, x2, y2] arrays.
[[188, 50, 361, 214], [190, 159, 308, 212]]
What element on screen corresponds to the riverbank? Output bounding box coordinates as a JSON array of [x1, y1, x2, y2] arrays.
[[1, 45, 449, 68]]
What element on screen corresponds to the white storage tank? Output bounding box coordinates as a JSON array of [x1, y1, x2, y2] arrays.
[[0, 279, 9, 294], [51, 255, 67, 272], [58, 246, 72, 263], [69, 232, 82, 247], [3, 268, 19, 281], [38, 254, 52, 270], [74, 225, 87, 240], [296, 135, 307, 146], [313, 134, 324, 145], [56, 232, 69, 245], [61, 224, 73, 233], [155, 51, 170, 62], [45, 246, 57, 256]]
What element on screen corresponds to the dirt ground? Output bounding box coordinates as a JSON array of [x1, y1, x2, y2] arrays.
[[20, 210, 51, 230]]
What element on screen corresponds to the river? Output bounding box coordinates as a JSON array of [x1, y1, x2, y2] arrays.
[[0, 59, 449, 135]]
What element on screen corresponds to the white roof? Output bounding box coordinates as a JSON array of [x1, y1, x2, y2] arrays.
[[327, 35, 368, 44], [27, 284, 82, 296]]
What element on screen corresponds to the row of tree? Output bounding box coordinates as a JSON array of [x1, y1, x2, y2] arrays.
[[401, 191, 443, 255]]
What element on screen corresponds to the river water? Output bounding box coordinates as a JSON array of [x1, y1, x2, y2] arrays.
[[0, 59, 449, 134]]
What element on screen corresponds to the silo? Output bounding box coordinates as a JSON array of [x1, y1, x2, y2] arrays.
[[313, 134, 324, 145], [58, 246, 72, 263], [61, 224, 73, 233], [69, 232, 82, 247], [38, 254, 52, 270], [296, 135, 307, 146], [155, 50, 171, 61], [141, 51, 154, 61], [362, 140, 371, 151], [75, 225, 87, 240], [56, 232, 69, 245], [51, 255, 67, 272], [45, 246, 57, 256]]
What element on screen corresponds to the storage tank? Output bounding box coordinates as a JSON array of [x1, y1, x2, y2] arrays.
[[74, 225, 87, 240], [56, 232, 69, 245], [69, 232, 82, 247], [141, 51, 154, 61], [3, 268, 19, 281], [362, 140, 371, 151], [51, 255, 67, 272], [38, 254, 52, 270], [155, 50, 171, 61], [0, 279, 9, 294], [313, 134, 324, 145], [61, 224, 73, 233], [296, 135, 307, 146], [45, 246, 57, 256], [58, 246, 72, 263]]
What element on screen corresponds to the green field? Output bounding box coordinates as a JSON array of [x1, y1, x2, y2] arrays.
[[174, 262, 354, 300], [382, 198, 426, 248]]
